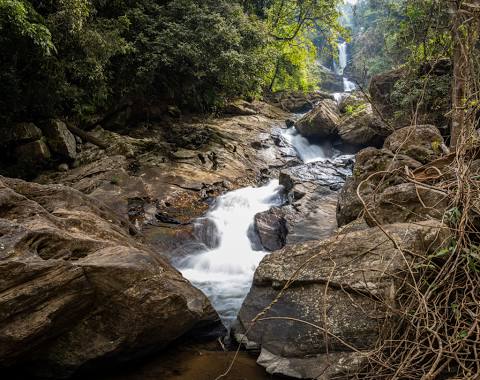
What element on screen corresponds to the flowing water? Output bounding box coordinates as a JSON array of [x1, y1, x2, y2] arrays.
[[282, 126, 338, 163], [174, 7, 355, 332], [334, 38, 356, 92], [176, 181, 284, 325]]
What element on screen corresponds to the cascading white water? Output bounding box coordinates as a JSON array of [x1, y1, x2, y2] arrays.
[[282, 127, 337, 163], [334, 39, 356, 92], [335, 41, 348, 76], [343, 77, 356, 92], [177, 180, 284, 325]]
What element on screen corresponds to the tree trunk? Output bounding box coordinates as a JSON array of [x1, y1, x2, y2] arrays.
[[450, 0, 465, 148]]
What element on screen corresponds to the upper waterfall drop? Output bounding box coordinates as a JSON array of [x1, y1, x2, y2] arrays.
[[334, 41, 348, 76]]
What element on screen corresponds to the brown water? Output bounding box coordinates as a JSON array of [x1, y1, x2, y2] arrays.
[[92, 342, 284, 380]]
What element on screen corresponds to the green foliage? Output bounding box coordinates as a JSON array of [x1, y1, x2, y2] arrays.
[[0, 0, 345, 126], [263, 0, 344, 92], [344, 103, 367, 116], [348, 0, 451, 83]]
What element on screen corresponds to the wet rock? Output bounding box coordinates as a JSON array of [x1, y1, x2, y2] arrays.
[[0, 177, 220, 377], [295, 100, 340, 139], [235, 221, 448, 379], [279, 156, 353, 194], [339, 104, 391, 147], [41, 119, 77, 160], [279, 157, 354, 245], [0, 122, 43, 146], [254, 207, 288, 251], [383, 124, 444, 164], [336, 148, 423, 227]]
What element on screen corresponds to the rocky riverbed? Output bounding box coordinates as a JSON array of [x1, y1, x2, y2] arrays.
[[0, 71, 453, 379]]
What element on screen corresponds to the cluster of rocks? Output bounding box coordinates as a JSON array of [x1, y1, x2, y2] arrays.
[[235, 124, 450, 379], [0, 100, 293, 378], [0, 120, 79, 177], [267, 91, 335, 113], [295, 92, 394, 148], [0, 176, 221, 378]]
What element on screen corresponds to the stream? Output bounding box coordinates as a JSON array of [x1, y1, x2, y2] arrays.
[[174, 38, 356, 330], [177, 180, 285, 324]]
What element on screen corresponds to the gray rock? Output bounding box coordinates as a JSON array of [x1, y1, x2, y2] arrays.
[[224, 100, 257, 116], [42, 119, 77, 160], [367, 182, 449, 226], [295, 100, 340, 139], [235, 221, 448, 379], [383, 124, 444, 164], [339, 104, 392, 147], [336, 148, 423, 227], [254, 207, 288, 251]]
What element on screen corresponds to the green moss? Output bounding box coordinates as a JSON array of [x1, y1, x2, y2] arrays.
[[345, 103, 367, 116]]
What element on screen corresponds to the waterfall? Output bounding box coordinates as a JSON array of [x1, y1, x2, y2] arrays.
[[176, 181, 284, 325], [334, 40, 356, 92], [335, 41, 348, 76]]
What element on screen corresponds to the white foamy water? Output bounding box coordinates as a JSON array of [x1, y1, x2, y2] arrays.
[[334, 41, 348, 75], [282, 127, 329, 163], [343, 77, 356, 92], [177, 180, 284, 325]]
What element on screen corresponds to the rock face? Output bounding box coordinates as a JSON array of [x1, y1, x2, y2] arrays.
[[235, 222, 447, 379], [41, 119, 77, 160], [383, 124, 444, 164], [254, 207, 288, 251], [0, 122, 43, 145], [368, 68, 404, 120], [338, 104, 391, 147], [278, 157, 354, 245], [268, 91, 334, 113], [336, 125, 445, 227], [0, 177, 220, 377], [295, 100, 340, 139]]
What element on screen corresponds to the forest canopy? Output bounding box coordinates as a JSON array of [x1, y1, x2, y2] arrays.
[[0, 0, 343, 126]]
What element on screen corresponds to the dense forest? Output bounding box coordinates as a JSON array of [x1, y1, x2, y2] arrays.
[[2, 1, 480, 380], [0, 0, 344, 126]]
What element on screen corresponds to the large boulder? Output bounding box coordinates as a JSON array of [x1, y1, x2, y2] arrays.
[[269, 91, 334, 113], [367, 183, 449, 226], [338, 103, 391, 147], [0, 122, 43, 146], [41, 119, 77, 160], [368, 68, 404, 120], [295, 100, 340, 139], [383, 124, 444, 164], [336, 148, 423, 227], [14, 138, 51, 168], [235, 221, 448, 379], [280, 157, 354, 244], [0, 177, 220, 377]]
